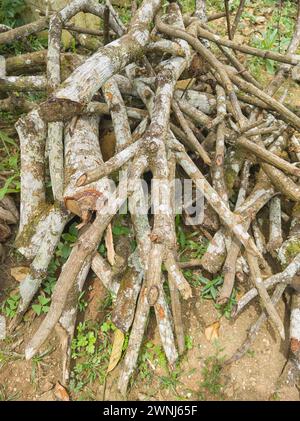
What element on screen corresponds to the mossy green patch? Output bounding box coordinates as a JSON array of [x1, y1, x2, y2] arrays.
[[285, 239, 300, 261]]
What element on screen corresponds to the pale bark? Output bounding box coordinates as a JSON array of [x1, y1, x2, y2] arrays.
[[38, 0, 162, 122], [63, 115, 111, 224], [267, 196, 283, 255], [58, 258, 91, 384], [11, 206, 69, 329], [15, 109, 46, 239], [196, 25, 300, 65], [0, 17, 48, 45], [25, 155, 146, 359], [234, 253, 300, 318]]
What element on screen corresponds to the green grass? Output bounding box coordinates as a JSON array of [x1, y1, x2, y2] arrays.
[[69, 319, 128, 394], [30, 348, 54, 385], [1, 293, 20, 319], [182, 268, 237, 319], [181, 0, 196, 14], [137, 341, 168, 383], [0, 0, 26, 28], [0, 130, 20, 199], [200, 275, 237, 320], [0, 0, 47, 55], [176, 215, 209, 261], [30, 222, 79, 316], [199, 345, 225, 400], [246, 0, 297, 77], [185, 334, 193, 350], [136, 340, 188, 398], [0, 34, 48, 56], [0, 222, 82, 320], [0, 384, 20, 401]]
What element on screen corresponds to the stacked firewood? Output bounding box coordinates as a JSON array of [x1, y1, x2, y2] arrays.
[[0, 0, 300, 394]]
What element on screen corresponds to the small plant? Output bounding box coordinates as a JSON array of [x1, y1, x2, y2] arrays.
[[0, 0, 26, 27], [112, 223, 131, 236], [31, 348, 53, 385], [100, 291, 114, 311], [176, 214, 187, 250], [159, 366, 182, 395], [176, 215, 208, 260], [241, 10, 258, 25], [270, 391, 280, 401], [98, 241, 107, 257], [56, 224, 78, 261], [207, 0, 226, 13], [246, 349, 255, 358], [0, 131, 20, 199], [185, 335, 193, 350], [182, 270, 202, 288], [147, 352, 186, 399], [0, 33, 48, 55], [30, 223, 79, 315], [0, 385, 20, 401], [138, 341, 168, 382], [32, 295, 51, 316], [251, 28, 279, 74], [180, 0, 196, 13], [183, 238, 209, 259], [118, 7, 131, 25], [70, 319, 116, 393], [1, 294, 20, 319], [199, 275, 224, 300], [72, 322, 98, 355], [248, 0, 296, 77], [215, 289, 237, 320], [199, 275, 237, 319], [78, 291, 88, 312], [199, 346, 225, 400], [112, 217, 136, 250]]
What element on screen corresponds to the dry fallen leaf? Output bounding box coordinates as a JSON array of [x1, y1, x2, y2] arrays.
[[105, 223, 115, 266], [54, 382, 69, 401], [107, 328, 125, 373], [236, 290, 244, 300], [100, 130, 116, 161], [10, 266, 29, 282], [205, 321, 220, 342], [175, 78, 194, 90]]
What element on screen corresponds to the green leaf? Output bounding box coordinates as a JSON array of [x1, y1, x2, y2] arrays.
[[38, 295, 50, 306], [199, 276, 209, 285], [179, 230, 186, 249], [68, 223, 78, 238], [0, 175, 18, 200], [266, 59, 275, 74], [112, 225, 131, 236], [61, 233, 77, 243], [210, 287, 217, 300], [86, 343, 95, 354], [98, 243, 106, 256], [101, 322, 111, 333], [185, 335, 193, 350], [32, 304, 42, 316]]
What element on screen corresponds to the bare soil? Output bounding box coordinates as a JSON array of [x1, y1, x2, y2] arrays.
[[1, 257, 299, 401]]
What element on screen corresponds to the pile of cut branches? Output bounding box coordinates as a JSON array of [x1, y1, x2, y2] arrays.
[[1, 0, 300, 395]]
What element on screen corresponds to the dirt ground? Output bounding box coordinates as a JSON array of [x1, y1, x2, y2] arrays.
[[0, 254, 299, 401]]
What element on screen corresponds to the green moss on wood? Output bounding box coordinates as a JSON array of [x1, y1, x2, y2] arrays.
[[15, 202, 52, 249], [285, 239, 300, 261]]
